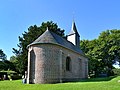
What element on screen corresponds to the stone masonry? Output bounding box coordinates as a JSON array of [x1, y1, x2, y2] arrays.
[[27, 43, 88, 84]]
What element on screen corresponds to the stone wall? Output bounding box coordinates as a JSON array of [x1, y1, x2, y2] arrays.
[[27, 43, 88, 84]]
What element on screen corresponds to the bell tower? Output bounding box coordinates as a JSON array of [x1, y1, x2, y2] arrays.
[[67, 21, 80, 48]]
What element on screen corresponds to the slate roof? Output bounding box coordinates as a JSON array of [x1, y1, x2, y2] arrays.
[[28, 29, 84, 55]]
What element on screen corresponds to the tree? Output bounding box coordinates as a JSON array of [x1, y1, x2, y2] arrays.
[[13, 21, 65, 74], [0, 49, 7, 70], [80, 29, 120, 77], [9, 56, 18, 71], [0, 49, 15, 71], [0, 49, 7, 61]]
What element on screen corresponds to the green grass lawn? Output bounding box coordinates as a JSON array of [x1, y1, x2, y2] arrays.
[[0, 76, 120, 90]]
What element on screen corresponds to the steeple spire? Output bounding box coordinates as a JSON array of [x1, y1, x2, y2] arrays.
[[67, 20, 80, 48], [69, 20, 79, 36]]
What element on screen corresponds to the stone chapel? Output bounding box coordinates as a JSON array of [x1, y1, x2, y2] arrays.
[[27, 21, 88, 84]]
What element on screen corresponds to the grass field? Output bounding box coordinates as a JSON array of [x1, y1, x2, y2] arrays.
[[0, 76, 120, 90]]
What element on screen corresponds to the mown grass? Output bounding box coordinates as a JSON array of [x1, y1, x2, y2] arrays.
[[0, 76, 120, 90]]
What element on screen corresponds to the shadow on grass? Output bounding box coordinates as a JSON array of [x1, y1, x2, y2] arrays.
[[79, 76, 116, 82]]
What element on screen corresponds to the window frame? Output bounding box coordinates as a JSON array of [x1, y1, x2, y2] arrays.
[[66, 56, 71, 71]]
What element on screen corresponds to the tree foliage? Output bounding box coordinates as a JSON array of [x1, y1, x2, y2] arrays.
[[0, 49, 14, 71], [9, 56, 18, 71], [0, 49, 7, 61], [12, 21, 65, 74], [80, 29, 120, 77]]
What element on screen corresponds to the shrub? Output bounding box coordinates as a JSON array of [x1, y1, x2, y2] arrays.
[[113, 68, 120, 75]]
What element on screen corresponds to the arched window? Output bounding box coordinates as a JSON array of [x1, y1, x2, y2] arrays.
[[78, 58, 82, 72], [66, 57, 71, 71]]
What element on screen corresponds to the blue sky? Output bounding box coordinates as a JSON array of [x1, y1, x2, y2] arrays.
[[0, 0, 120, 59]]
